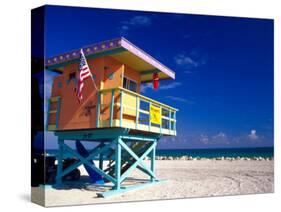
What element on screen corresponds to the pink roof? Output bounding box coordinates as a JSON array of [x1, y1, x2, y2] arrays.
[[46, 37, 175, 79]]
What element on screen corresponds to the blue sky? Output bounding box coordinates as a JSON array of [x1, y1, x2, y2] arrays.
[[43, 5, 273, 149]]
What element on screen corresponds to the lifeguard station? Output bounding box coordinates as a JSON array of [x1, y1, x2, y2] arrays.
[[46, 37, 178, 197]]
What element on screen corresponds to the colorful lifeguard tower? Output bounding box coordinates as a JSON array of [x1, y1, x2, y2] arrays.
[[46, 37, 178, 197]]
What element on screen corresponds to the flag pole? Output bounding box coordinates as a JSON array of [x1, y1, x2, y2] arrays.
[[81, 48, 99, 91], [90, 72, 99, 91]]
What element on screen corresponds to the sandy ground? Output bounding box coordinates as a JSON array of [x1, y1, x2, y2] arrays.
[[31, 160, 274, 207]]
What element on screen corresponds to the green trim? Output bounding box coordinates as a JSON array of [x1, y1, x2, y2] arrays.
[[49, 110, 57, 114], [96, 92, 101, 128], [109, 89, 115, 127], [54, 128, 129, 141], [48, 124, 57, 131], [150, 144, 156, 181], [136, 96, 139, 129], [114, 138, 121, 190], [118, 139, 156, 181], [120, 90, 123, 127], [120, 142, 156, 182], [140, 69, 159, 75], [62, 143, 117, 184], [50, 96, 60, 102], [55, 139, 64, 186]]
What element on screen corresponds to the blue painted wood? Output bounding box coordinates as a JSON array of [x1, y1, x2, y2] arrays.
[[120, 142, 156, 182], [56, 138, 64, 185], [169, 109, 172, 134], [115, 138, 121, 190], [120, 135, 158, 142], [174, 111, 177, 131], [110, 89, 115, 127], [58, 143, 104, 178], [99, 143, 105, 170], [120, 90, 123, 127], [46, 99, 51, 130], [107, 143, 156, 179], [150, 144, 156, 182], [76, 141, 104, 184], [160, 106, 162, 134], [149, 102, 151, 132], [118, 139, 156, 180], [55, 128, 129, 141], [96, 92, 101, 128], [58, 143, 113, 179], [136, 96, 139, 129], [62, 144, 117, 184]]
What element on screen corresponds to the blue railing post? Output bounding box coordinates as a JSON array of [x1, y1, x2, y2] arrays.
[[120, 90, 123, 127], [56, 138, 64, 186], [96, 91, 101, 128], [110, 89, 115, 127], [149, 102, 151, 131], [115, 138, 121, 190], [99, 143, 104, 170], [159, 106, 162, 134], [169, 109, 171, 134], [174, 111, 176, 131], [150, 140, 156, 182], [46, 99, 51, 130], [136, 96, 139, 129]]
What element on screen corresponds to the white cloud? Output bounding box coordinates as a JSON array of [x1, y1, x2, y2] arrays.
[[165, 96, 187, 103], [164, 96, 195, 104], [211, 132, 230, 145], [174, 54, 198, 67], [158, 82, 182, 90], [140, 83, 153, 93], [174, 51, 208, 73], [213, 132, 227, 139], [200, 134, 209, 144], [141, 82, 182, 93], [122, 16, 151, 26], [248, 129, 258, 140], [119, 16, 151, 35]]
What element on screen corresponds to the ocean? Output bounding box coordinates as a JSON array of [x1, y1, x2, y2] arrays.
[[46, 147, 273, 159], [156, 147, 273, 158]]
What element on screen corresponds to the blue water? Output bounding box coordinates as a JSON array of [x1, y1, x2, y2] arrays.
[[46, 147, 273, 159], [156, 147, 273, 158]]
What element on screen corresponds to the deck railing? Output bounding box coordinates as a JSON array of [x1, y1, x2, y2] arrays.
[[96, 87, 178, 136]]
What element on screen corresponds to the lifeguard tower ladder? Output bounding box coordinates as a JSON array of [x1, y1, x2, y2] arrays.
[[46, 38, 178, 197]]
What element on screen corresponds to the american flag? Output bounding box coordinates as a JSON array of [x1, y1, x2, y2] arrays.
[[76, 49, 92, 102]]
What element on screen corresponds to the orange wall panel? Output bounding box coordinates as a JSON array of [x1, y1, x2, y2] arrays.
[[49, 55, 142, 131]]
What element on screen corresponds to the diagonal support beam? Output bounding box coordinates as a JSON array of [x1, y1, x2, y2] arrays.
[[58, 143, 111, 179], [120, 142, 157, 182], [118, 139, 156, 179], [62, 143, 116, 184]]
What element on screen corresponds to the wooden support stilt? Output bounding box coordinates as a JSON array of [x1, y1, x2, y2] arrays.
[[52, 129, 163, 198], [114, 137, 121, 190], [150, 143, 156, 182], [56, 138, 64, 186]]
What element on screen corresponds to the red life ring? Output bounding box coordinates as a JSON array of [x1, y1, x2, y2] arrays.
[[153, 73, 159, 90]]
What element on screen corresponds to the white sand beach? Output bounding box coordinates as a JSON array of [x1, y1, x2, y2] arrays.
[[32, 160, 274, 207]]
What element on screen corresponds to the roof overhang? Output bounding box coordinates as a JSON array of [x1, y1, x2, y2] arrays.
[[46, 37, 175, 82]]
